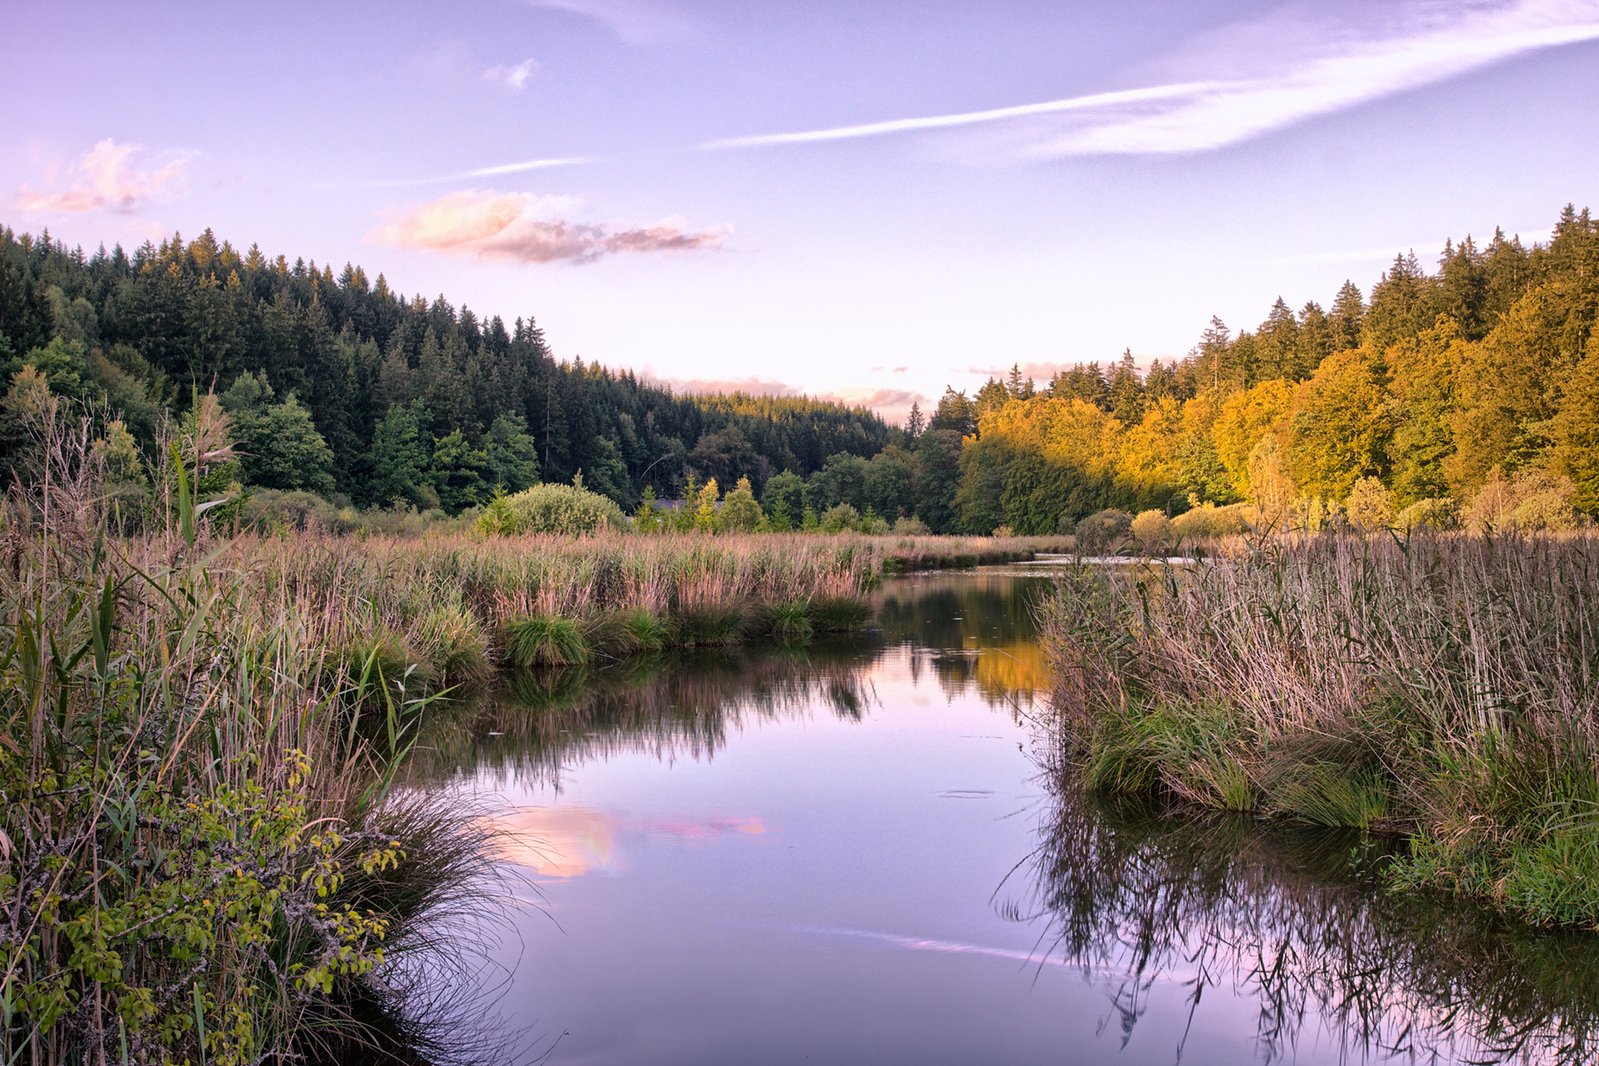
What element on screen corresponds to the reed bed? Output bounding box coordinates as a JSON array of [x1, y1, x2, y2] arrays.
[[213, 530, 1067, 686], [1, 427, 497, 1065], [1038, 532, 1599, 926]]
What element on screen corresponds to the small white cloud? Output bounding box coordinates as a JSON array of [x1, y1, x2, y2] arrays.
[[484, 57, 539, 91], [370, 188, 728, 265], [15, 139, 191, 214]]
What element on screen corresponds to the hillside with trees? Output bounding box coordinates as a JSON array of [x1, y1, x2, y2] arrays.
[[0, 225, 891, 512], [882, 204, 1599, 535]]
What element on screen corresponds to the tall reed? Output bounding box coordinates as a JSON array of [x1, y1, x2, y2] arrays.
[[1, 411, 491, 1065], [1038, 531, 1599, 926]]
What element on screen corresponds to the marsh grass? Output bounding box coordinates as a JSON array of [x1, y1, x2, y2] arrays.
[[0, 412, 498, 1066], [501, 616, 593, 668], [1039, 531, 1599, 926]]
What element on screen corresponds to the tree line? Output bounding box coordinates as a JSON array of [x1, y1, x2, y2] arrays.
[[0, 224, 892, 513], [855, 203, 1598, 534], [4, 204, 1596, 535]]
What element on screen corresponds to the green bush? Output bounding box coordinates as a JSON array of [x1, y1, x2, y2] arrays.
[[242, 487, 349, 533], [476, 483, 628, 536], [819, 503, 861, 533]]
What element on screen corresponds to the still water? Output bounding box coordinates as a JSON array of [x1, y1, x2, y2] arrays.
[[412, 570, 1599, 1065]]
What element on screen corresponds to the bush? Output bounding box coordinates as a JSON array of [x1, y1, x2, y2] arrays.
[[1345, 476, 1396, 531], [1169, 502, 1250, 541], [1130, 510, 1172, 553], [819, 503, 861, 533], [1075, 509, 1133, 553], [892, 515, 931, 535], [717, 477, 765, 533], [242, 487, 348, 533], [476, 483, 628, 536], [1395, 497, 1459, 532], [1465, 469, 1577, 532]]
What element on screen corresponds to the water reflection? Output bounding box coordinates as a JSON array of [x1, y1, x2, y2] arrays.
[[409, 646, 884, 791], [876, 571, 1055, 710], [412, 570, 1599, 1065], [1011, 785, 1599, 1064]]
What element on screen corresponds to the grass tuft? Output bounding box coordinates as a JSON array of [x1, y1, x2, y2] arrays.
[[501, 615, 593, 669]]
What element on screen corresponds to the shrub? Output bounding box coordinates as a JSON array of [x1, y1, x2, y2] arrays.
[[1345, 476, 1396, 531], [1075, 509, 1133, 553], [717, 477, 765, 533], [243, 487, 349, 533], [1169, 502, 1250, 541], [892, 515, 931, 535], [477, 482, 628, 536], [819, 503, 861, 533], [859, 514, 891, 535], [1395, 497, 1459, 531], [1130, 509, 1172, 553], [1465, 468, 1577, 533]]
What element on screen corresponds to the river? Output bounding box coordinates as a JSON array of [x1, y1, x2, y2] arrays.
[[409, 567, 1599, 1065]]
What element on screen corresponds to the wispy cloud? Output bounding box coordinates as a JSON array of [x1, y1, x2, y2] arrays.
[[370, 189, 727, 265], [522, 0, 698, 44], [824, 387, 927, 422], [462, 156, 594, 178], [483, 57, 539, 92], [702, 83, 1222, 150], [340, 156, 597, 191], [703, 0, 1599, 157], [15, 139, 191, 214]]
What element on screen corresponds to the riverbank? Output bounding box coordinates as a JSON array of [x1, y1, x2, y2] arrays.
[[1038, 532, 1599, 927]]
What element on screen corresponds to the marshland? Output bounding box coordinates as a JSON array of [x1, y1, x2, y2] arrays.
[[6, 132, 1599, 1064]]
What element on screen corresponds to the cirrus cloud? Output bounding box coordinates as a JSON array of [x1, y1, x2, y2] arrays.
[[369, 189, 728, 265], [15, 139, 191, 214], [703, 0, 1599, 159]]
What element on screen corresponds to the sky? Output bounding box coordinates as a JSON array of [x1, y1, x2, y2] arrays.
[[4, 0, 1599, 423]]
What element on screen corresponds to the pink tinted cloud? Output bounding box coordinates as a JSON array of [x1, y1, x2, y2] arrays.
[[371, 189, 726, 265], [15, 139, 190, 214], [642, 373, 923, 422], [641, 372, 803, 397]]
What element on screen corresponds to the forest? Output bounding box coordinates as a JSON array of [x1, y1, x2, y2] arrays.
[[2, 203, 1597, 535], [0, 224, 891, 512]]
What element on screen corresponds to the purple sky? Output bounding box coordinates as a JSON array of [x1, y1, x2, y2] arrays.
[[6, 0, 1599, 422]]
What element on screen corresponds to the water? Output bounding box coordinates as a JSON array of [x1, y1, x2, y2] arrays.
[[411, 569, 1599, 1065]]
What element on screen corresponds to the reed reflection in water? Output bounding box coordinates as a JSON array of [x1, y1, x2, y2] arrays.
[[1008, 775, 1599, 1065]]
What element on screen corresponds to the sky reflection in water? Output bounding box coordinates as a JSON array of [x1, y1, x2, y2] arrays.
[[412, 571, 1599, 1066]]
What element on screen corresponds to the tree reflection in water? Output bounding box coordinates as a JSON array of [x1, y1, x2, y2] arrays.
[[406, 643, 885, 791], [1006, 777, 1599, 1064]]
